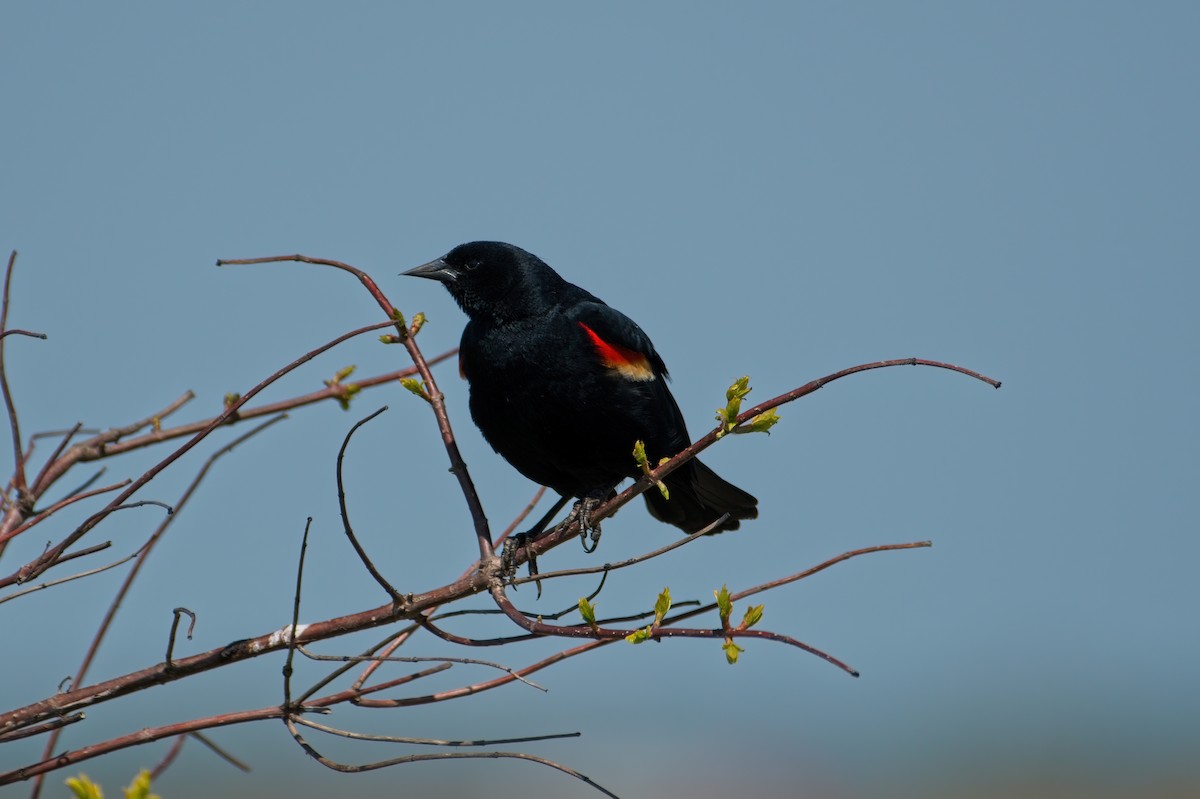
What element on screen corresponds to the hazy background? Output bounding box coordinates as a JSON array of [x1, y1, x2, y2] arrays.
[[2, 3, 1197, 798]]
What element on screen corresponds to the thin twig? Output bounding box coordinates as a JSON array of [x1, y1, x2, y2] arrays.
[[28, 422, 83, 498], [0, 479, 132, 548], [283, 518, 313, 710], [0, 547, 139, 605], [507, 515, 724, 589], [497, 359, 999, 575], [297, 625, 420, 705], [292, 715, 578, 747], [3, 705, 291, 782], [190, 731, 252, 773], [0, 712, 83, 743], [148, 733, 187, 780], [26, 415, 286, 798], [3, 321, 391, 588], [283, 717, 620, 798], [165, 608, 197, 668], [353, 638, 612, 709], [87, 353, 454, 462], [335, 406, 404, 603], [220, 255, 495, 562], [0, 251, 29, 498], [293, 646, 547, 692]]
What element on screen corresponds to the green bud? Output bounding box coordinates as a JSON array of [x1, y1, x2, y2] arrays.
[[400, 377, 432, 403], [578, 597, 598, 630], [740, 604, 764, 629], [715, 584, 733, 627], [653, 587, 672, 625], [734, 408, 780, 435]]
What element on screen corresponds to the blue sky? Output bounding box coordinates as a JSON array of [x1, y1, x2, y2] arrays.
[[2, 3, 1197, 797]]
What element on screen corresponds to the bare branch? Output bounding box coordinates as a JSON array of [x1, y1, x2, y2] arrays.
[[0, 329, 47, 341], [292, 715, 578, 747], [335, 406, 404, 604], [24, 415, 287, 796], [0, 245, 994, 792], [2, 705, 291, 782], [0, 250, 30, 498], [283, 717, 619, 798], [88, 352, 454, 462], [0, 547, 137, 605], [220, 255, 494, 562], [189, 731, 253, 773], [283, 517, 313, 710], [293, 646, 547, 693], [3, 322, 391, 587], [165, 608, 198, 667], [499, 359, 998, 577], [0, 712, 83, 743], [148, 733, 187, 780], [0, 479, 131, 548]]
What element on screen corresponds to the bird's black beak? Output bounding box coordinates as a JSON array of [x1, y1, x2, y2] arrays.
[[402, 257, 458, 284]]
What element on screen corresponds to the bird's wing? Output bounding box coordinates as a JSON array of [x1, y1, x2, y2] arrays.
[[566, 301, 669, 383]]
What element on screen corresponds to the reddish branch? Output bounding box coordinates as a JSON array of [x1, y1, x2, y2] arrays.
[[1, 250, 1001, 795], [0, 329, 455, 588], [218, 255, 495, 561]]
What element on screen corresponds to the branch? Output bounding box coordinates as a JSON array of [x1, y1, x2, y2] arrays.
[[219, 254, 494, 561], [0, 251, 39, 515], [25, 415, 286, 797], [1, 320, 396, 587], [501, 359, 999, 573], [334, 406, 404, 603], [283, 717, 619, 798]]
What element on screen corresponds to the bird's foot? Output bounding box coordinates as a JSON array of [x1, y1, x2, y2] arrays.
[[558, 497, 603, 553], [501, 531, 541, 587]]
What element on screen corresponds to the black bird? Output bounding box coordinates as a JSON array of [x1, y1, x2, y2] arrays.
[[404, 241, 757, 543]]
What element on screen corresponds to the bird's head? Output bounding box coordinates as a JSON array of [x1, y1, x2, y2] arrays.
[[403, 241, 564, 322]]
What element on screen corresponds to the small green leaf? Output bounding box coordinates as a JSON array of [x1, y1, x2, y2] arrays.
[[734, 408, 780, 435], [715, 584, 733, 627], [726, 375, 751, 404], [632, 441, 670, 499], [379, 334, 403, 344], [653, 587, 671, 625], [390, 308, 407, 326], [626, 626, 652, 644], [722, 638, 744, 665], [578, 597, 598, 630], [740, 604, 764, 630], [409, 312, 427, 335], [400, 377, 432, 403], [123, 770, 160, 799], [67, 775, 104, 799], [715, 376, 752, 438], [632, 440, 648, 469], [334, 383, 361, 411], [223, 392, 241, 410]]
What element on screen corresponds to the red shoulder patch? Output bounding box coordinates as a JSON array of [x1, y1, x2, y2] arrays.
[[577, 322, 656, 382]]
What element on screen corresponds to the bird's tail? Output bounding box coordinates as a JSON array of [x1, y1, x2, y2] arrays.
[[644, 458, 758, 534]]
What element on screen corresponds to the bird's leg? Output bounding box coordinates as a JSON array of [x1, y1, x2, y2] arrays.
[[558, 496, 604, 554], [501, 494, 571, 592]]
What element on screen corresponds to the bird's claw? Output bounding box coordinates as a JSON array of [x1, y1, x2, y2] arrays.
[[501, 533, 540, 584], [558, 497, 603, 553]]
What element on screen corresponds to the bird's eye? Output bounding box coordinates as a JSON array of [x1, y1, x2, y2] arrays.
[[464, 261, 480, 272]]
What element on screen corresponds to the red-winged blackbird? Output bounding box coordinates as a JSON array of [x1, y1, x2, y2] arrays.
[[404, 241, 758, 540]]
